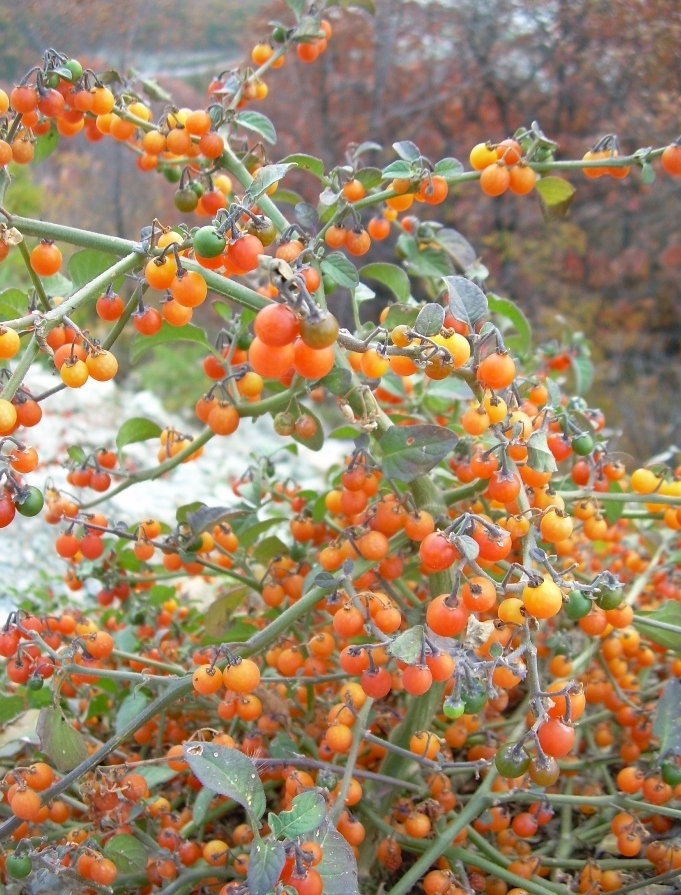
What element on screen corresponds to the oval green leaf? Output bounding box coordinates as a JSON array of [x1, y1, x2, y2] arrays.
[[443, 275, 488, 327], [268, 790, 326, 839], [129, 322, 210, 364], [360, 262, 411, 303], [248, 837, 286, 895], [321, 252, 360, 289], [104, 833, 148, 874], [116, 417, 162, 454], [183, 742, 266, 822], [36, 707, 88, 773], [378, 424, 458, 483], [235, 110, 277, 145], [487, 292, 531, 356]]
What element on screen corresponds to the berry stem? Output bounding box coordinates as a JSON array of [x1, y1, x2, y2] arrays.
[[329, 697, 373, 825], [219, 142, 290, 233], [16, 239, 51, 312], [0, 335, 39, 402]]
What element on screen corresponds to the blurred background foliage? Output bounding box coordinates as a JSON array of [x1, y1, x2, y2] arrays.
[[1, 0, 681, 458]]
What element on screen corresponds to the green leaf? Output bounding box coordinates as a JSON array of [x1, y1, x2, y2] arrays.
[[176, 501, 205, 524], [270, 733, 301, 760], [433, 157, 463, 180], [570, 353, 594, 396], [268, 790, 326, 839], [320, 366, 352, 396], [382, 160, 413, 179], [114, 627, 139, 654], [393, 141, 421, 162], [0, 289, 28, 321], [115, 417, 162, 454], [147, 585, 176, 606], [653, 678, 681, 756], [67, 249, 121, 290], [192, 786, 215, 827], [248, 164, 295, 203], [291, 405, 325, 451], [115, 691, 150, 736], [487, 293, 531, 356], [526, 431, 558, 473], [0, 696, 25, 726], [183, 742, 266, 822], [86, 693, 111, 721], [360, 263, 411, 303], [535, 176, 576, 220], [115, 547, 145, 570], [41, 272, 74, 297], [284, 0, 306, 16], [239, 517, 282, 549], [213, 301, 232, 323], [204, 588, 253, 639], [457, 535, 480, 562], [443, 276, 488, 327], [138, 766, 178, 789], [281, 153, 325, 179], [354, 167, 383, 189], [435, 229, 477, 270], [405, 246, 452, 278], [54, 65, 77, 81], [379, 424, 458, 483], [543, 378, 561, 409], [310, 819, 360, 895], [341, 0, 375, 11], [353, 141, 383, 157], [36, 707, 88, 773], [270, 188, 304, 206], [139, 76, 172, 102], [641, 162, 656, 185], [383, 304, 419, 330], [414, 303, 445, 336], [329, 425, 361, 440], [103, 834, 148, 874], [248, 837, 286, 895], [634, 603, 681, 652], [388, 625, 424, 664], [296, 14, 326, 37], [423, 375, 473, 413], [98, 69, 124, 87], [27, 687, 53, 709], [67, 445, 87, 465], [235, 110, 277, 145], [295, 202, 319, 231], [130, 322, 210, 364], [604, 482, 625, 526], [186, 505, 243, 535], [253, 535, 289, 564], [220, 620, 258, 643], [321, 252, 359, 289], [310, 492, 328, 522], [33, 125, 59, 164]]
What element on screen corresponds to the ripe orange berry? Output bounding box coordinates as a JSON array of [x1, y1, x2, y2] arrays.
[[480, 163, 510, 196], [10, 787, 42, 821], [477, 352, 516, 389], [222, 658, 261, 693], [522, 576, 563, 619], [0, 327, 20, 359], [30, 241, 62, 276], [192, 664, 223, 696], [60, 359, 89, 388], [661, 144, 681, 176], [470, 142, 498, 170], [86, 350, 118, 382]]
